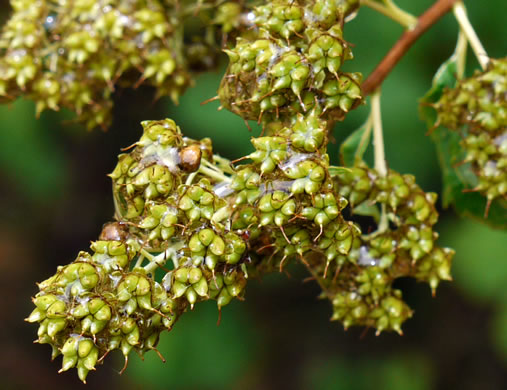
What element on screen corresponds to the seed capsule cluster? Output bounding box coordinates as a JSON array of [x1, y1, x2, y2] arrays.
[[27, 239, 185, 383], [434, 58, 507, 207], [26, 0, 454, 383], [215, 0, 451, 337], [218, 0, 362, 126], [28, 119, 252, 382], [227, 107, 361, 276], [28, 114, 453, 381], [0, 0, 247, 129], [331, 166, 453, 330]]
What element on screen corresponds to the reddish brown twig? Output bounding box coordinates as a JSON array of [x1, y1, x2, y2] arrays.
[[362, 0, 459, 95]]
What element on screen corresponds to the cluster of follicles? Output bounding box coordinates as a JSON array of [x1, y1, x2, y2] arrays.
[[434, 58, 507, 212], [26, 0, 454, 383], [0, 0, 249, 129]]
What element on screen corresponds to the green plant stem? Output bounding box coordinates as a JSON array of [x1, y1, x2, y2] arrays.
[[140, 248, 156, 263], [185, 171, 198, 185], [112, 188, 122, 220], [212, 155, 235, 174], [454, 29, 468, 79], [453, 1, 489, 70], [371, 89, 389, 233], [198, 164, 231, 183], [360, 0, 417, 29], [371, 90, 387, 177], [143, 242, 184, 274], [134, 253, 145, 269], [203, 158, 232, 176], [355, 113, 373, 165], [301, 258, 332, 299]]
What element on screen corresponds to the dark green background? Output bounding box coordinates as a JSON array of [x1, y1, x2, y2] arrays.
[[0, 1, 506, 389]]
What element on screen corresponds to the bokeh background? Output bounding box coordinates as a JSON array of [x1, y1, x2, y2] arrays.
[[1, 1, 506, 389]]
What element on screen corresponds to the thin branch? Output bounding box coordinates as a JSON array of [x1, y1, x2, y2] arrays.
[[198, 164, 231, 183], [453, 1, 489, 70], [143, 242, 184, 274], [354, 113, 373, 164], [185, 171, 198, 185], [371, 90, 389, 233], [301, 256, 332, 299], [371, 90, 387, 177], [360, 0, 417, 29], [362, 0, 459, 96], [454, 29, 468, 79]]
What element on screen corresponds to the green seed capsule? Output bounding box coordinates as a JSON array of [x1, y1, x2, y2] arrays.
[[82, 347, 99, 370], [137, 294, 152, 310], [78, 339, 94, 358], [172, 281, 188, 298], [61, 337, 79, 357], [188, 268, 203, 285], [217, 288, 232, 308], [136, 277, 151, 296], [291, 65, 310, 81], [209, 236, 225, 256], [34, 295, 57, 311], [193, 278, 208, 297], [46, 301, 66, 319], [61, 355, 78, 372], [90, 319, 108, 335], [186, 288, 197, 306], [198, 228, 215, 247], [174, 268, 189, 284]]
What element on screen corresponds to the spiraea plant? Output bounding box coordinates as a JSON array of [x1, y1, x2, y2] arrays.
[[0, 0, 499, 383]]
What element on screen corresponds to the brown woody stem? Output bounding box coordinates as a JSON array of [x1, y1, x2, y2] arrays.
[[362, 0, 459, 95]]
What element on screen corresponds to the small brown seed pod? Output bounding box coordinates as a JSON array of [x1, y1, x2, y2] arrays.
[[99, 222, 128, 241], [179, 144, 202, 172]]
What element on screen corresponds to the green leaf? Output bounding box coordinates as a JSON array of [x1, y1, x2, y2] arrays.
[[420, 58, 507, 229], [352, 202, 380, 223], [418, 53, 458, 129], [339, 117, 372, 166], [422, 56, 458, 104], [328, 166, 353, 177]]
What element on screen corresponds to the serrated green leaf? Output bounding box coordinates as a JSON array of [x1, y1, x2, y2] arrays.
[[339, 117, 372, 167], [420, 58, 507, 229]]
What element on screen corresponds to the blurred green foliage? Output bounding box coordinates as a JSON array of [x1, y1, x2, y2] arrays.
[[0, 99, 67, 202], [447, 219, 507, 305], [129, 301, 261, 389], [304, 353, 433, 390], [0, 1, 506, 389]]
